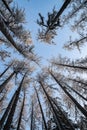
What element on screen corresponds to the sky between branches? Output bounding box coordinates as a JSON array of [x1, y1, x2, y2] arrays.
[[13, 0, 87, 66]]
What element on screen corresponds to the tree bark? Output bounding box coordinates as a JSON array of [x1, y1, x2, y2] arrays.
[[68, 78, 87, 91], [3, 72, 27, 130], [1, 0, 13, 15], [50, 71, 87, 117], [34, 86, 48, 130], [0, 71, 15, 93], [50, 97, 75, 130], [63, 82, 87, 101], [30, 101, 34, 130], [0, 14, 24, 56], [52, 62, 87, 70], [0, 91, 16, 129], [0, 62, 13, 78], [39, 81, 63, 130], [47, 0, 72, 32], [17, 92, 25, 130], [54, 0, 71, 22]]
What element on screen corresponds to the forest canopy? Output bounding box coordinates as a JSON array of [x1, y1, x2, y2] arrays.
[[0, 0, 87, 130]]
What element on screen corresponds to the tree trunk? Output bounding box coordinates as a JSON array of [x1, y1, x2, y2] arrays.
[[50, 71, 87, 117], [54, 0, 71, 21], [39, 81, 63, 130], [47, 0, 71, 32], [34, 86, 48, 130], [68, 78, 87, 91], [50, 97, 75, 130], [63, 82, 87, 101], [0, 62, 13, 78], [17, 92, 25, 130], [30, 101, 34, 130], [0, 71, 15, 93], [0, 91, 16, 129], [3, 72, 27, 130], [0, 14, 24, 56], [1, 0, 13, 15], [52, 62, 87, 70]]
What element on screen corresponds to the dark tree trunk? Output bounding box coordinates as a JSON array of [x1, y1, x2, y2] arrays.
[[0, 91, 16, 129], [39, 81, 63, 130], [0, 71, 15, 93], [47, 0, 72, 32], [63, 82, 87, 101], [54, 0, 71, 22], [0, 62, 13, 78], [68, 78, 87, 91], [30, 101, 34, 130], [1, 0, 13, 15], [17, 92, 25, 130], [3, 72, 27, 130], [50, 97, 75, 130], [50, 71, 87, 117], [34, 86, 48, 130], [0, 14, 24, 56], [52, 62, 87, 70]]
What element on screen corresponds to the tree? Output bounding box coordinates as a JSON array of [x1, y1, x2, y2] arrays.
[[0, 70, 15, 93], [3, 72, 27, 130], [49, 70, 87, 117], [62, 0, 87, 50], [37, 0, 72, 44], [0, 0, 32, 56], [0, 0, 87, 129], [30, 101, 34, 130], [34, 86, 48, 130], [0, 86, 17, 129], [0, 50, 10, 61], [16, 91, 25, 130], [0, 60, 29, 93], [37, 75, 75, 130], [0, 61, 14, 78]]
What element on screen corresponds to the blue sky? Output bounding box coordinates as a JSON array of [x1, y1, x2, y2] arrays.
[[13, 0, 87, 66]]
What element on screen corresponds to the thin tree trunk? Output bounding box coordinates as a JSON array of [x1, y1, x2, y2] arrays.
[[0, 62, 13, 78], [1, 0, 13, 15], [0, 71, 15, 93], [47, 0, 71, 32], [50, 71, 87, 117], [17, 92, 25, 130], [54, 0, 71, 22], [52, 62, 87, 70], [63, 82, 87, 101], [39, 81, 63, 130], [50, 97, 75, 130], [0, 14, 25, 56], [68, 78, 87, 91], [0, 90, 16, 129], [34, 86, 48, 130], [64, 0, 87, 23], [67, 36, 87, 47], [3, 72, 27, 130], [30, 101, 34, 130]]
